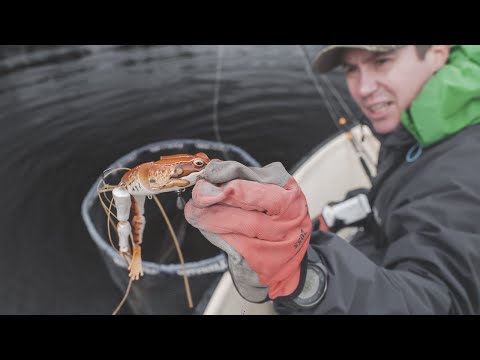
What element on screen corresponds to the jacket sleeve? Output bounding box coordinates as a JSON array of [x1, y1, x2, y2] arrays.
[[295, 176, 480, 315]]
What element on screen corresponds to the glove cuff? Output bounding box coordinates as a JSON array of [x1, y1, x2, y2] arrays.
[[273, 247, 328, 313], [229, 251, 311, 305], [270, 251, 309, 303]]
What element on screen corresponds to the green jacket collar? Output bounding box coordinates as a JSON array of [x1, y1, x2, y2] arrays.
[[401, 45, 480, 148]]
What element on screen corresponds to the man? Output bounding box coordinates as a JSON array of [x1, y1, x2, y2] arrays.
[[185, 45, 480, 314]]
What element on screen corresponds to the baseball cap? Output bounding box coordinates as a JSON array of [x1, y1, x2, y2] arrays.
[[312, 45, 406, 73]]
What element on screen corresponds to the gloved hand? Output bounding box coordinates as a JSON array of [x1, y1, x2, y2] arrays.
[[184, 159, 312, 303]]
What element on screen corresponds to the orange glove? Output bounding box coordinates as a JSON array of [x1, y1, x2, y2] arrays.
[[184, 160, 311, 302]]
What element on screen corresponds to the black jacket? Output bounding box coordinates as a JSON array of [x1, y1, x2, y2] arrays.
[[290, 124, 480, 314]]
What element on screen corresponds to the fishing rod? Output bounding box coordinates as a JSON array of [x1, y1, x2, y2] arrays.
[[297, 45, 375, 185]]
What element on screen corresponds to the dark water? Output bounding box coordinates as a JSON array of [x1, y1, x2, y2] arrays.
[[0, 45, 358, 314]]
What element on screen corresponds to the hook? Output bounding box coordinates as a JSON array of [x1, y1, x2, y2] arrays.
[[176, 189, 186, 210]]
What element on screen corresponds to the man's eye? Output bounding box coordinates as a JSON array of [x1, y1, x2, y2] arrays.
[[375, 58, 390, 65]]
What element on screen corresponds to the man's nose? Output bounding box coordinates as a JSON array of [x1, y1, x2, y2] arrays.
[[358, 71, 379, 98]]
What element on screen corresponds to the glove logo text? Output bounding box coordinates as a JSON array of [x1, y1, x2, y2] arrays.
[[294, 229, 308, 250]]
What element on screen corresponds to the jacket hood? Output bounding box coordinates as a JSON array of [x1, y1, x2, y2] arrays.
[[401, 45, 480, 148]]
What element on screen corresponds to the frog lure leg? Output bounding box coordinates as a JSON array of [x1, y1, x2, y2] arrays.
[[111, 189, 146, 280]]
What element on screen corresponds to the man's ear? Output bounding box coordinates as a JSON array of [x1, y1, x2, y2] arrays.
[[427, 45, 451, 73]]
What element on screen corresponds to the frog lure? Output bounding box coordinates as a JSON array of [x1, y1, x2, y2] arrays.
[[97, 152, 211, 313]]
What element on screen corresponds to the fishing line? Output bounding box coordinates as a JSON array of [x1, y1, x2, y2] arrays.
[[212, 45, 231, 161]]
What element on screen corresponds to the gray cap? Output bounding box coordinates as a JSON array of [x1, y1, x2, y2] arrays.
[[312, 45, 406, 73]]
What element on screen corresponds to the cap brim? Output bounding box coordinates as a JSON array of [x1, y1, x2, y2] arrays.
[[312, 46, 350, 73], [312, 45, 406, 73]]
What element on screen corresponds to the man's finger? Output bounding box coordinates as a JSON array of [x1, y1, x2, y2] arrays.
[[184, 200, 308, 241], [203, 160, 291, 187], [191, 178, 302, 216]]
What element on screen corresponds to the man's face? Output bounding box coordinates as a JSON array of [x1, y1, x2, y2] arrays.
[[342, 46, 442, 134]]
